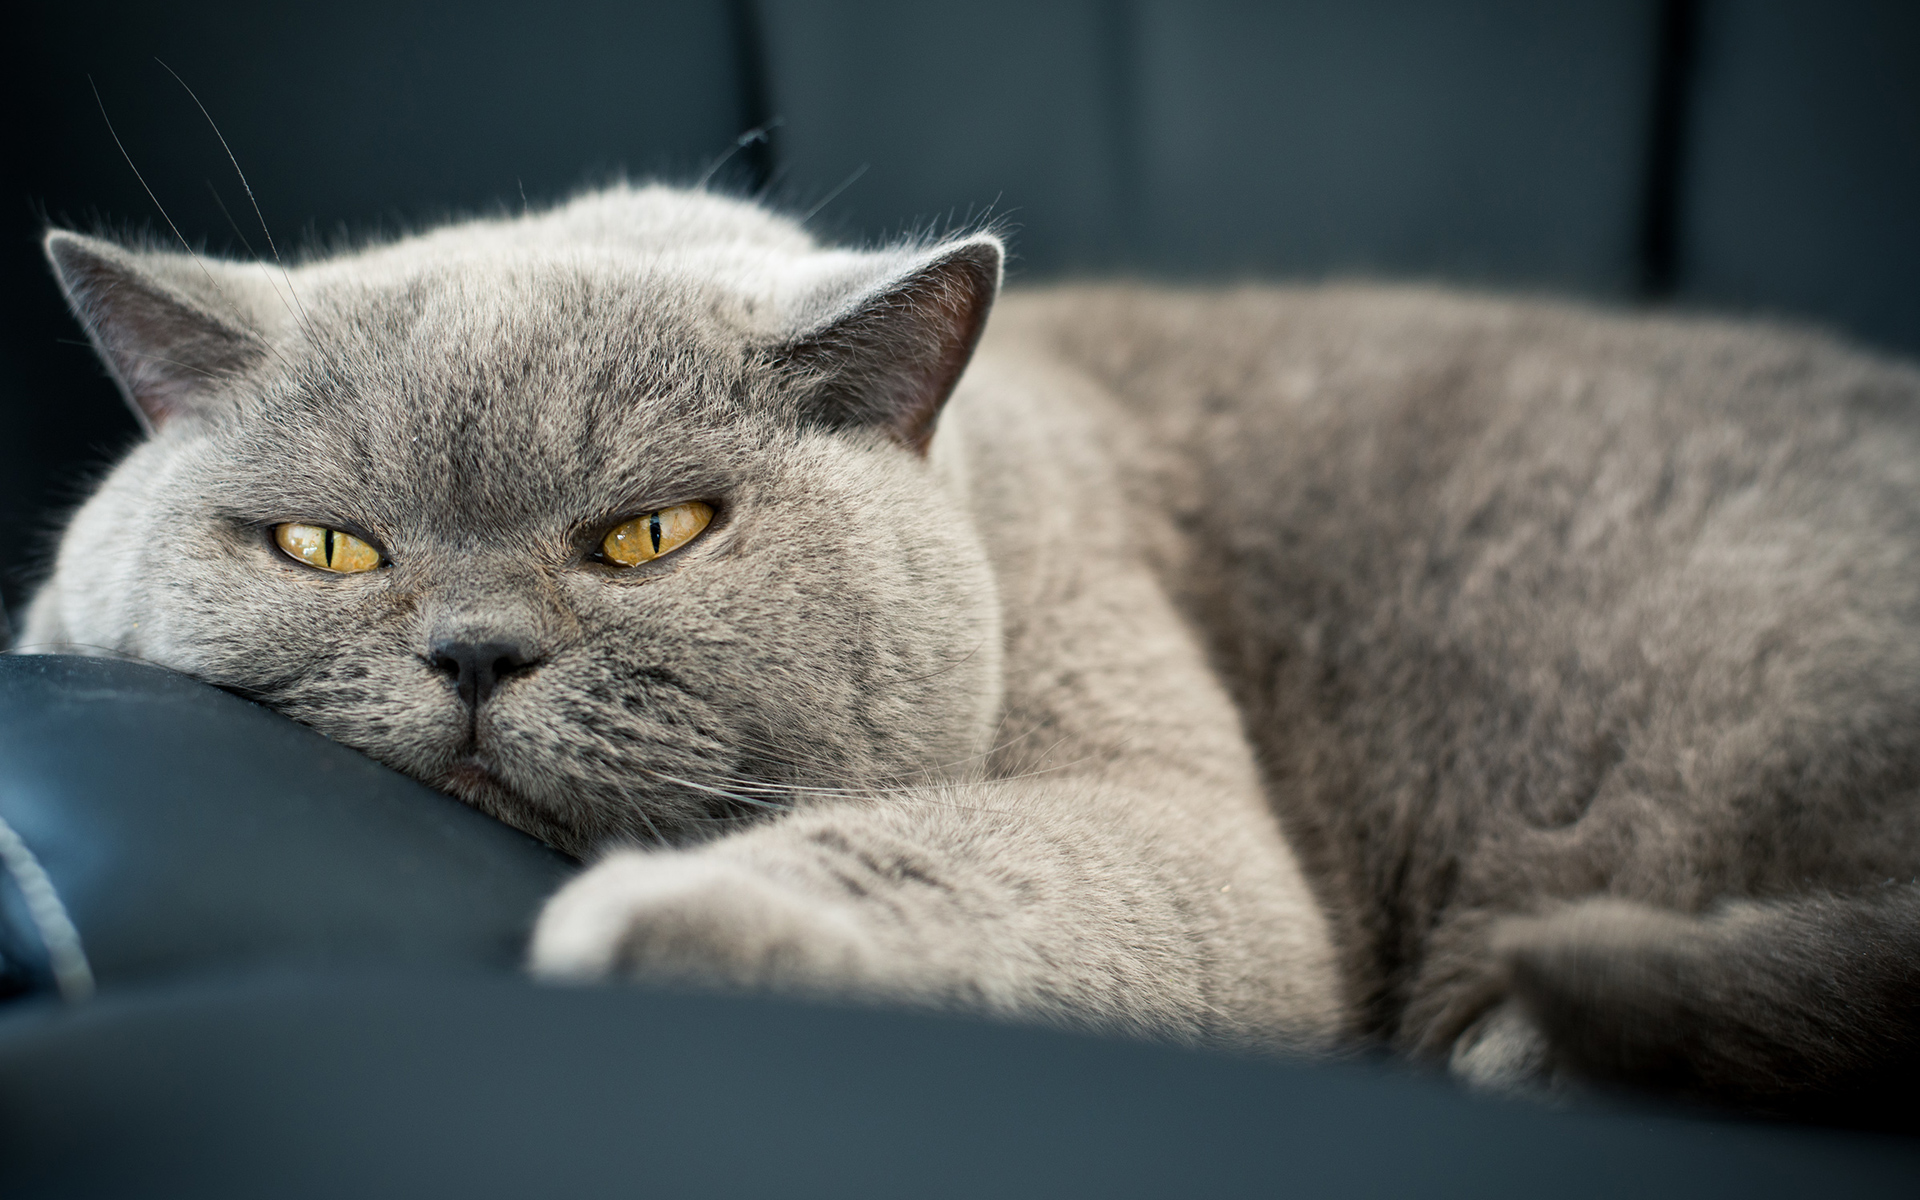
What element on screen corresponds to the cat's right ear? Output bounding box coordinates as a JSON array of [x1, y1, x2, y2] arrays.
[[44, 232, 270, 432], [775, 235, 1003, 456]]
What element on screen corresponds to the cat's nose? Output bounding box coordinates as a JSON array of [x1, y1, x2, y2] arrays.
[[428, 639, 540, 709]]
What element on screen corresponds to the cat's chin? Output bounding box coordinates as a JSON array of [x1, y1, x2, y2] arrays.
[[442, 756, 504, 794], [434, 754, 583, 853], [439, 755, 533, 822]]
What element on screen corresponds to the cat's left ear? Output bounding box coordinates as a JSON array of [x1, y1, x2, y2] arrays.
[[777, 235, 1003, 455]]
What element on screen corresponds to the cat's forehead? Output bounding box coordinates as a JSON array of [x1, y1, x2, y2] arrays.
[[320, 260, 742, 409], [283, 220, 889, 423], [131, 185, 958, 536], [214, 258, 789, 535]]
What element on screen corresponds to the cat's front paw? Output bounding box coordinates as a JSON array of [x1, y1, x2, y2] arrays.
[[529, 851, 882, 993], [1449, 1000, 1555, 1094]]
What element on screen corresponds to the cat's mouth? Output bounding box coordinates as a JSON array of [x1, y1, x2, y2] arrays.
[[441, 754, 516, 807]]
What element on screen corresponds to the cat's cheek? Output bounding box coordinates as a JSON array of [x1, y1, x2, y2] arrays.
[[528, 852, 882, 990]]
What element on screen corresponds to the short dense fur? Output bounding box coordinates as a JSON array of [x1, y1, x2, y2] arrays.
[[22, 185, 1920, 1118]]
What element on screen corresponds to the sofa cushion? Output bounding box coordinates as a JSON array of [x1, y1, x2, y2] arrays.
[[0, 654, 572, 1000], [3, 970, 1915, 1198]]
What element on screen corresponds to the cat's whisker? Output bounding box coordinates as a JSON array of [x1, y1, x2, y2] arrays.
[[973, 748, 1115, 789], [850, 721, 1080, 789], [637, 766, 795, 814], [704, 772, 1037, 822], [800, 163, 869, 224], [888, 638, 988, 686], [628, 795, 666, 843], [696, 119, 783, 193], [641, 653, 1011, 785], [754, 161, 793, 201], [85, 77, 298, 377], [689, 710, 1067, 810], [205, 181, 267, 269], [922, 717, 1060, 775], [60, 342, 223, 382], [154, 58, 317, 343]]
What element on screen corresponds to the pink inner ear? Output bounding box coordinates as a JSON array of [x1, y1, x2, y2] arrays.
[[98, 311, 256, 431], [893, 253, 1000, 455], [48, 236, 261, 431], [119, 364, 213, 429], [107, 313, 257, 429]]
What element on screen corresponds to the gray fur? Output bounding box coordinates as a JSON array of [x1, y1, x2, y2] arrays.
[[1495, 893, 1920, 1123], [25, 184, 1920, 1111]]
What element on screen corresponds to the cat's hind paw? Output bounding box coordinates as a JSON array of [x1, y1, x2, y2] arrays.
[[528, 850, 883, 993]]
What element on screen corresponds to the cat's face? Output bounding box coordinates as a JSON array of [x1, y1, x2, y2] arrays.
[[30, 188, 1006, 854]]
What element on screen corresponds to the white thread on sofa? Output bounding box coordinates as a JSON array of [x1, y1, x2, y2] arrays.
[[0, 812, 95, 1002]]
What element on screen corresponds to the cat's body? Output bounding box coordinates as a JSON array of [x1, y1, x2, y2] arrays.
[[22, 185, 1920, 1119], [1009, 287, 1920, 1105]]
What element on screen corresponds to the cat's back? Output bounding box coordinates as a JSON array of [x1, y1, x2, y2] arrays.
[[989, 282, 1920, 1038], [995, 281, 1920, 490], [990, 282, 1920, 622]]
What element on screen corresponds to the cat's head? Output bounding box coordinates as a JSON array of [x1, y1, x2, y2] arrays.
[[28, 186, 1006, 854]]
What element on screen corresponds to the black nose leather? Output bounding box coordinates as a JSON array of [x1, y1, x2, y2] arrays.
[[428, 640, 539, 709]]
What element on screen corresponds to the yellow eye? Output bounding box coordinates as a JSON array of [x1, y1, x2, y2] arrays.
[[274, 523, 383, 573], [601, 502, 714, 566]]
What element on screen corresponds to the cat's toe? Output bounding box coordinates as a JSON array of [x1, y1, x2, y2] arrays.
[[528, 850, 879, 990], [1449, 1000, 1556, 1096], [527, 850, 676, 980]]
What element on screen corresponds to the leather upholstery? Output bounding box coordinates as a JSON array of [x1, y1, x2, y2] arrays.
[[3, 972, 1914, 1197], [762, 1, 1663, 290], [0, 655, 572, 999]]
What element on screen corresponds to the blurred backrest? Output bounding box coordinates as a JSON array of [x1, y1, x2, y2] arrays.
[[5, 0, 1917, 614], [1677, 1, 1920, 358], [763, 1, 1663, 291]]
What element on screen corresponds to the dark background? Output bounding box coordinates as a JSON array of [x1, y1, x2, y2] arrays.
[[4, 0, 1918, 618]]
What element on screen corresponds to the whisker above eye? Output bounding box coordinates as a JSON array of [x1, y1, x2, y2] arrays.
[[86, 76, 299, 377], [154, 57, 317, 345], [887, 637, 991, 686]]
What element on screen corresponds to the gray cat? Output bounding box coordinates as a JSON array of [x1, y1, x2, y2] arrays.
[[21, 184, 1920, 1122]]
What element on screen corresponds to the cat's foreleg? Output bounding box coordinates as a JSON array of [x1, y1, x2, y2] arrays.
[[529, 781, 1344, 1050]]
